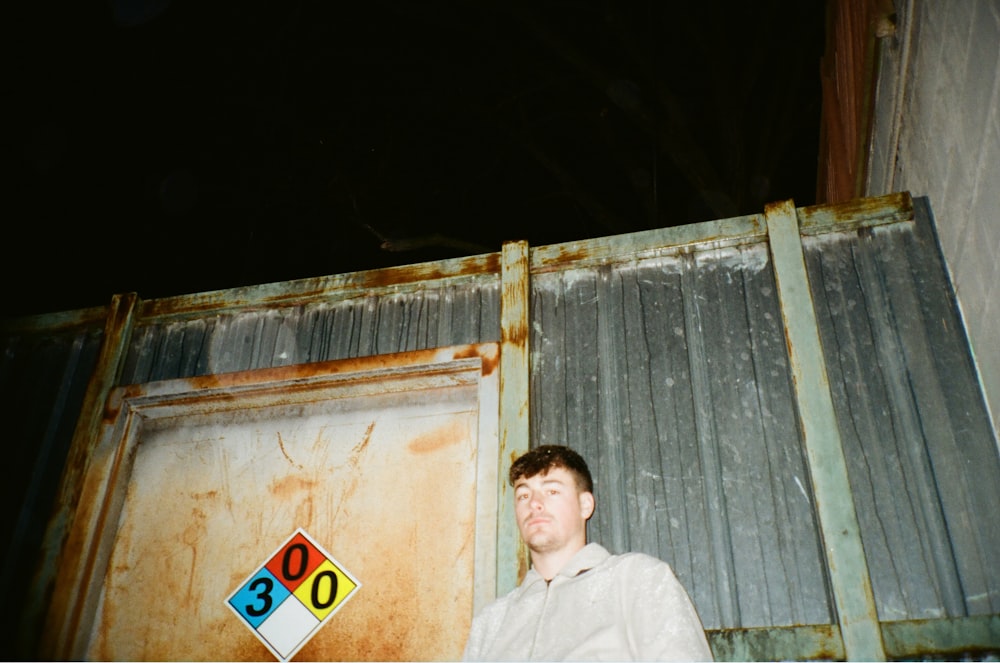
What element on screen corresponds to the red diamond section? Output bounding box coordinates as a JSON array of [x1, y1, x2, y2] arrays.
[[265, 531, 327, 592]]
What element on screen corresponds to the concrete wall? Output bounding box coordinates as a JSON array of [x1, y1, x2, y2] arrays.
[[867, 0, 1000, 441]]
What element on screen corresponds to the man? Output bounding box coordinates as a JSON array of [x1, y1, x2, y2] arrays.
[[463, 444, 713, 661]]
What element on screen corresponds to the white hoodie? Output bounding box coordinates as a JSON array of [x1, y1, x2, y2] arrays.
[[463, 543, 713, 661]]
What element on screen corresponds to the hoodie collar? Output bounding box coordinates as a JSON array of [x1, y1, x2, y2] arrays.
[[520, 543, 611, 590]]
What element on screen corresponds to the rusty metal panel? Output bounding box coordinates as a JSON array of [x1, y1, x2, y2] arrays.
[[804, 196, 1000, 621], [120, 282, 501, 386], [881, 614, 1000, 659], [4, 192, 998, 661], [707, 624, 845, 661], [530, 241, 833, 632], [43, 344, 500, 661], [0, 315, 105, 657]]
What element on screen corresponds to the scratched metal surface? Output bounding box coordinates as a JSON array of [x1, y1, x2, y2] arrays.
[[79, 348, 498, 661]]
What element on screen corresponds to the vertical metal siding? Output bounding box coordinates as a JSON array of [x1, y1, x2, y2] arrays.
[[805, 199, 1000, 622], [0, 318, 104, 655], [2, 193, 997, 660], [530, 243, 833, 631], [120, 283, 501, 385]]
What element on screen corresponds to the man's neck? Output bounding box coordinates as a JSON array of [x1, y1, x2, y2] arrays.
[[530, 541, 587, 582]]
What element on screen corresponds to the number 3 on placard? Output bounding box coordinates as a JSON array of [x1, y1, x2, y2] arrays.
[[245, 577, 273, 617]]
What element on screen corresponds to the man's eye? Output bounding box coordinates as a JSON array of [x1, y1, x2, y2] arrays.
[[516, 493, 528, 500]]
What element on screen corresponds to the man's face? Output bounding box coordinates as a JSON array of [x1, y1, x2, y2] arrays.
[[513, 466, 594, 554]]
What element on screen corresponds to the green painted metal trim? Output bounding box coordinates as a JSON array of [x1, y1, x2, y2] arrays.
[[0, 305, 109, 333], [882, 614, 1000, 659], [34, 293, 139, 660], [705, 615, 1000, 661], [765, 200, 887, 661], [498, 240, 530, 596], [138, 252, 503, 322], [797, 191, 914, 235], [707, 624, 844, 662], [530, 213, 765, 272]]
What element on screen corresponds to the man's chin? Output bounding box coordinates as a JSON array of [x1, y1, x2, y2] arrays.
[[525, 535, 560, 553]]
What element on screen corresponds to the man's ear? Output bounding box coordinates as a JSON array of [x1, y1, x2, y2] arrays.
[[579, 491, 595, 521]]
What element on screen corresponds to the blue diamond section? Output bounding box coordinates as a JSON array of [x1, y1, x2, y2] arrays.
[[229, 568, 291, 628]]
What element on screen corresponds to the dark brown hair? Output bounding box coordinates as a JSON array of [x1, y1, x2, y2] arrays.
[[509, 444, 594, 493]]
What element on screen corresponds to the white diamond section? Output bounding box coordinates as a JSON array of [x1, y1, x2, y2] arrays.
[[256, 595, 321, 660]]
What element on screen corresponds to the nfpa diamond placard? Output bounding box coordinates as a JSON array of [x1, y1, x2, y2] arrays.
[[226, 529, 361, 661]]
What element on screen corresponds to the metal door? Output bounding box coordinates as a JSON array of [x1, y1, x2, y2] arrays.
[[46, 344, 500, 661]]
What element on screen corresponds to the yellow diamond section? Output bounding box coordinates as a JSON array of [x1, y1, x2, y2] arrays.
[[293, 558, 359, 620]]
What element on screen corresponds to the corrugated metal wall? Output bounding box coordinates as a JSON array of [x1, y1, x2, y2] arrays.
[[806, 197, 1000, 621], [530, 246, 832, 630], [2, 193, 997, 660], [120, 283, 501, 384], [0, 313, 105, 657]]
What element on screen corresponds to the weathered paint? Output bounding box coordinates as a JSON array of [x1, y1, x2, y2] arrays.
[[707, 624, 844, 661], [530, 213, 766, 273], [0, 303, 109, 334], [6, 193, 996, 661], [498, 241, 530, 594], [798, 191, 914, 235], [38, 293, 139, 660], [881, 614, 1000, 659], [43, 345, 499, 661], [138, 252, 502, 323], [765, 199, 886, 660]]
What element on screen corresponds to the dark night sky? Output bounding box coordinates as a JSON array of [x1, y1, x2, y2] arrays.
[[3, 1, 827, 318]]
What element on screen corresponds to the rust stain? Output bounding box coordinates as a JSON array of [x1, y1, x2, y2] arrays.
[[76, 351, 489, 660], [152, 344, 495, 407], [549, 244, 590, 264], [225, 631, 272, 661], [276, 431, 305, 470], [508, 448, 521, 470], [502, 319, 528, 347], [91, 485, 216, 659], [268, 474, 318, 497], [298, 412, 478, 660], [57, 413, 144, 657], [139, 249, 500, 319], [109, 292, 136, 328], [452, 343, 499, 376], [328, 422, 378, 527], [800, 192, 914, 229], [481, 348, 499, 375], [407, 420, 467, 454], [351, 421, 376, 463]]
